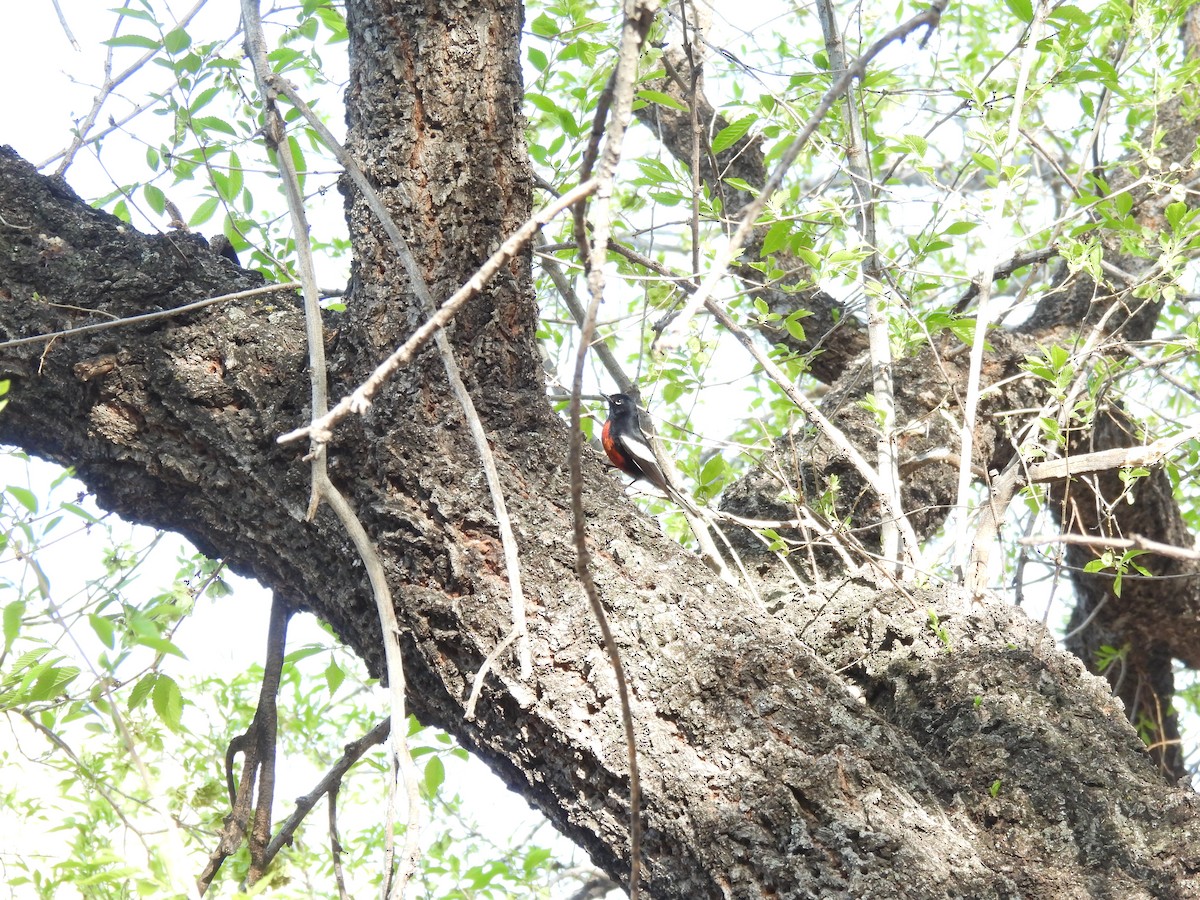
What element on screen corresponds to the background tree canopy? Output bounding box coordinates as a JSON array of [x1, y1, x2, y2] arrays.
[[2, 0, 1200, 897]]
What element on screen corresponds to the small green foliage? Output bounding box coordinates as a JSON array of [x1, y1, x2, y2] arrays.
[[1082, 549, 1151, 598], [927, 609, 952, 651], [1094, 643, 1129, 674]]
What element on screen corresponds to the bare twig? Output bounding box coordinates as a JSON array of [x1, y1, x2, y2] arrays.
[[50, 0, 80, 50], [240, 3, 421, 896], [956, 0, 1050, 594], [816, 0, 908, 575], [277, 179, 597, 448], [330, 787, 351, 900], [264, 719, 392, 864], [1022, 424, 1200, 482], [248, 599, 290, 882], [200, 595, 291, 894], [951, 246, 1059, 314], [567, 2, 660, 896], [1021, 532, 1200, 563], [535, 234, 634, 393]]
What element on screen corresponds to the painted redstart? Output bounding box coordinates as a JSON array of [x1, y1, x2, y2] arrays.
[[602, 393, 674, 497], [603, 393, 737, 582]]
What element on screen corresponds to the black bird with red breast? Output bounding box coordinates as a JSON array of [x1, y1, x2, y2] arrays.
[[601, 392, 673, 496]]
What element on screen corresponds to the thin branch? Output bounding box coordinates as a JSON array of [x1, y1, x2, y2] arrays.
[[951, 246, 1059, 314], [1021, 532, 1200, 563], [320, 476, 420, 899], [330, 786, 351, 900], [240, 4, 421, 897], [264, 719, 392, 864], [1022, 424, 1200, 482], [50, 0, 81, 50], [200, 595, 291, 894], [248, 598, 290, 882], [0, 282, 300, 351], [957, 0, 1050, 595], [465, 628, 522, 720], [656, 0, 947, 349], [567, 2, 659, 897], [816, 0, 908, 574], [277, 179, 597, 447], [535, 234, 634, 393]]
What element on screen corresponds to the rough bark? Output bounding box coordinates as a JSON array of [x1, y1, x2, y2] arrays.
[[0, 1, 1199, 897]]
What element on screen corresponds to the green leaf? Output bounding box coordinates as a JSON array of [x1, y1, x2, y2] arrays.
[[3, 600, 24, 652], [114, 7, 159, 25], [523, 846, 552, 874], [89, 614, 116, 650], [527, 47, 548, 72], [942, 221, 978, 235], [1004, 0, 1033, 22], [712, 114, 756, 154], [188, 197, 219, 227], [60, 502, 100, 524], [1165, 201, 1187, 232], [324, 658, 345, 695], [316, 6, 348, 41], [226, 152, 244, 200], [423, 755, 445, 797], [152, 673, 184, 731], [188, 86, 221, 115], [760, 220, 790, 257], [136, 635, 187, 659], [636, 89, 688, 112], [29, 665, 80, 701], [783, 311, 808, 342], [143, 184, 166, 216], [288, 134, 307, 185], [900, 133, 929, 157], [128, 673, 156, 709], [163, 27, 190, 54], [529, 13, 558, 37], [285, 645, 326, 664], [191, 115, 236, 137], [1048, 4, 1089, 28], [6, 485, 38, 514], [102, 34, 162, 50], [699, 454, 727, 488]]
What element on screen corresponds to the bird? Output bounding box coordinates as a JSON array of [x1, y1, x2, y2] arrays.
[[601, 392, 675, 498]]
